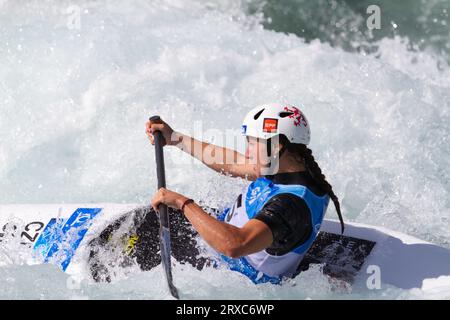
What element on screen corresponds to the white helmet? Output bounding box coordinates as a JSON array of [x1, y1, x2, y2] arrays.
[[241, 103, 311, 145]]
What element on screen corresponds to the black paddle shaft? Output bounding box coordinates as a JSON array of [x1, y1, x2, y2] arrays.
[[150, 116, 169, 226], [149, 115, 179, 299]]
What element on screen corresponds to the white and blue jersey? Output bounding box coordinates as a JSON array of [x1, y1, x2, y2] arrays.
[[217, 176, 329, 284]]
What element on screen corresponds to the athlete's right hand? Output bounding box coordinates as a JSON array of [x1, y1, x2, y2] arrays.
[[146, 118, 181, 146]]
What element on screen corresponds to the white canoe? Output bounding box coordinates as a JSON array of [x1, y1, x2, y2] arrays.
[[1, 204, 449, 290]]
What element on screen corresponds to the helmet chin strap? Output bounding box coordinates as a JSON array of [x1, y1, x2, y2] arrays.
[[266, 137, 288, 159], [263, 138, 288, 173]]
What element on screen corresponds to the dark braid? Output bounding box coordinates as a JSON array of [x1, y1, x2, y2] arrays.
[[280, 135, 345, 234]]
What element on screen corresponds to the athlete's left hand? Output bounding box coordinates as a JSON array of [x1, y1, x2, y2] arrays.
[[151, 187, 189, 212]]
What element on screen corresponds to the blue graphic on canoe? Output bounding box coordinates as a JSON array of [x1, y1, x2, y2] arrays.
[[33, 208, 102, 271]]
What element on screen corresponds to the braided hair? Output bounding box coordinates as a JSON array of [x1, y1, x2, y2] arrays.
[[279, 135, 345, 234]]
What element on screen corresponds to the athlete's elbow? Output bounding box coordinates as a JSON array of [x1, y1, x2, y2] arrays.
[[219, 229, 247, 258], [223, 248, 242, 259], [222, 243, 245, 259]]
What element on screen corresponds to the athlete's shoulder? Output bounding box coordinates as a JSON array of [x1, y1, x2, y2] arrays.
[[254, 193, 312, 255]]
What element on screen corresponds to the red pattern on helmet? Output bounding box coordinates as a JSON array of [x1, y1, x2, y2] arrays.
[[284, 106, 307, 127]]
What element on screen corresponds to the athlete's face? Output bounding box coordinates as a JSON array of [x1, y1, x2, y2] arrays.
[[245, 136, 270, 167]]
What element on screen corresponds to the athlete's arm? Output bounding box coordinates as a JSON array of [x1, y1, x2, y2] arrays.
[[146, 119, 258, 181], [151, 188, 273, 258], [182, 201, 273, 258], [175, 133, 259, 181]]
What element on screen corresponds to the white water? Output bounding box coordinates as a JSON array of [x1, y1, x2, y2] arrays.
[[1, 0, 450, 299]]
